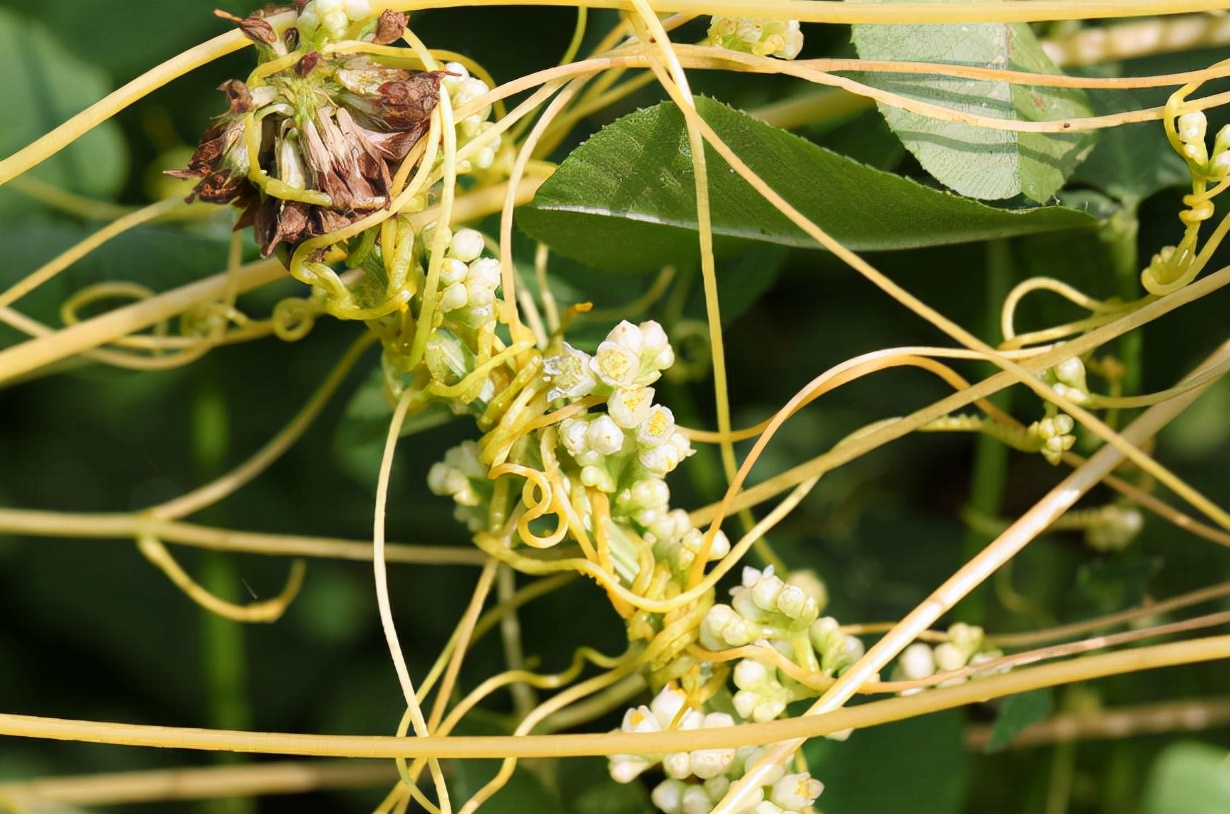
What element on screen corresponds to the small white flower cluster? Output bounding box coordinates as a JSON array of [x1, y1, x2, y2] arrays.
[[549, 320, 691, 481], [610, 685, 824, 814], [699, 567, 863, 722], [426, 440, 491, 531], [708, 18, 804, 60], [441, 62, 503, 175], [430, 226, 502, 330], [1029, 412, 1076, 465], [1044, 356, 1090, 405], [892, 623, 1004, 694], [298, 0, 371, 43], [1176, 111, 1230, 180]]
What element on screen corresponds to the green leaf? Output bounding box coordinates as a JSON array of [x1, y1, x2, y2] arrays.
[[851, 0, 1097, 203], [1141, 742, 1230, 814], [984, 688, 1054, 753], [806, 710, 968, 814], [519, 98, 1096, 273], [0, 8, 127, 214]]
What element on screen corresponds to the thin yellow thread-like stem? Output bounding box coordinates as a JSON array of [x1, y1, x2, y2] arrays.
[[647, 48, 1230, 558], [136, 534, 305, 623], [0, 760, 395, 806], [0, 198, 184, 309], [991, 581, 1230, 649], [965, 697, 1230, 750], [373, 387, 453, 813], [0, 24, 261, 184], [717, 339, 1230, 814], [0, 509, 488, 565], [0, 258, 285, 386], [1, 635, 1225, 758], [382, 0, 1230, 26]]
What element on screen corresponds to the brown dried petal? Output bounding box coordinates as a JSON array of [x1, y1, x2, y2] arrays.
[[220, 79, 254, 115], [375, 71, 443, 131], [296, 51, 321, 77], [371, 11, 407, 46], [336, 107, 393, 192], [213, 9, 278, 46], [336, 58, 411, 98]]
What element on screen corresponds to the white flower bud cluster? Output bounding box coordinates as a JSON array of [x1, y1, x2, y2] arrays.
[[431, 226, 501, 330], [1085, 505, 1144, 552], [298, 0, 372, 43], [708, 18, 804, 60], [1176, 111, 1230, 180], [442, 63, 501, 174], [700, 567, 819, 650], [547, 321, 693, 491], [698, 568, 861, 723], [1029, 412, 1076, 465], [426, 440, 491, 531], [1045, 355, 1090, 405], [610, 686, 824, 814], [892, 623, 1005, 693]]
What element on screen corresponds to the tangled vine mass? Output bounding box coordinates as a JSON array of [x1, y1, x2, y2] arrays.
[[3, 0, 1229, 812]]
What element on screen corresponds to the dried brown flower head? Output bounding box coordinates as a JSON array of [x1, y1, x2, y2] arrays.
[[169, 8, 441, 258]]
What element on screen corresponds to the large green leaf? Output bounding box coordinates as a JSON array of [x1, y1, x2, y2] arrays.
[[1141, 742, 1230, 814], [0, 8, 127, 214], [851, 0, 1097, 203], [519, 98, 1096, 273]]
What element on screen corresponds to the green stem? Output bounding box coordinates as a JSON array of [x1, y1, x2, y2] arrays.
[[1103, 206, 1142, 419], [954, 240, 1014, 624], [194, 381, 255, 814]]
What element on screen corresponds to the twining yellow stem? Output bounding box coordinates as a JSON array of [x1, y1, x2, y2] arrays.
[[687, 264, 1230, 526], [1, 636, 1225, 758], [991, 582, 1230, 648], [373, 388, 453, 813], [0, 509, 488, 565], [717, 338, 1230, 814], [0, 25, 258, 184], [0, 259, 285, 386], [965, 697, 1230, 750], [0, 198, 184, 309], [136, 533, 305, 623], [382, 0, 1230, 25], [0, 760, 396, 806]]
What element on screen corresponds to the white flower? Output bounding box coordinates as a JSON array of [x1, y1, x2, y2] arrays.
[[732, 659, 790, 722], [709, 18, 804, 60], [699, 603, 757, 650], [439, 283, 468, 312], [449, 228, 485, 263], [608, 386, 654, 428], [637, 405, 677, 448], [898, 642, 937, 681], [639, 320, 674, 370], [592, 339, 640, 388], [1177, 111, 1207, 144], [586, 414, 625, 455], [639, 431, 692, 475], [559, 417, 593, 461], [652, 779, 687, 813], [543, 344, 597, 402], [768, 772, 824, 811], [933, 642, 966, 673]]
